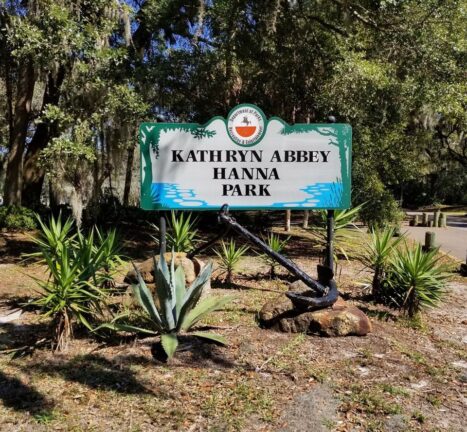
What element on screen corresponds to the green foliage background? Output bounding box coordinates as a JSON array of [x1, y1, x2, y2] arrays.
[[0, 0, 465, 222]]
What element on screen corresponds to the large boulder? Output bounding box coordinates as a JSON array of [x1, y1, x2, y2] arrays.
[[259, 280, 371, 337], [125, 252, 210, 294]]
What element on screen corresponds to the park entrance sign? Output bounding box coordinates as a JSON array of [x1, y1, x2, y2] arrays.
[[140, 104, 351, 210]]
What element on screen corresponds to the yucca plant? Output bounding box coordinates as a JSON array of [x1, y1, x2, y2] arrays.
[[93, 227, 123, 287], [74, 228, 122, 288], [360, 226, 404, 299], [151, 211, 198, 252], [260, 233, 290, 278], [214, 239, 249, 284], [384, 243, 450, 317], [100, 253, 230, 360], [308, 204, 364, 265], [30, 214, 123, 351], [32, 245, 109, 351], [26, 213, 76, 264], [28, 215, 122, 283]]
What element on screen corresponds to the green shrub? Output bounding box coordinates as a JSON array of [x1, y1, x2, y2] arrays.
[[0, 206, 36, 230], [30, 214, 122, 351], [309, 204, 364, 264], [92, 227, 123, 286], [260, 233, 289, 278], [214, 239, 249, 284], [152, 211, 198, 252], [383, 243, 450, 317], [100, 252, 230, 360], [360, 226, 404, 299], [28, 212, 75, 264], [355, 180, 404, 229]]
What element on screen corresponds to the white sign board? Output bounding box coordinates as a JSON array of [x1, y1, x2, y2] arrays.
[[140, 104, 351, 210]]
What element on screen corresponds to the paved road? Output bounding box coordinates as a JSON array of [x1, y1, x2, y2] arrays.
[[404, 213, 467, 261]]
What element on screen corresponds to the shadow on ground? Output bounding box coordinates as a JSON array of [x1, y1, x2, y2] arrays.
[[0, 370, 54, 414], [137, 336, 243, 370], [173, 344, 240, 370], [0, 233, 36, 264], [0, 321, 50, 352], [24, 353, 155, 395]]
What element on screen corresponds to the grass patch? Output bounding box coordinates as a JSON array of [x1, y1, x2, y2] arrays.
[[392, 341, 428, 365], [344, 384, 403, 416], [366, 419, 386, 432], [322, 418, 337, 429], [433, 338, 467, 360], [201, 378, 275, 430], [33, 409, 59, 424], [305, 365, 329, 383], [392, 340, 451, 379], [397, 313, 429, 332], [267, 333, 307, 371], [412, 410, 426, 424], [380, 383, 409, 397], [426, 393, 442, 407]]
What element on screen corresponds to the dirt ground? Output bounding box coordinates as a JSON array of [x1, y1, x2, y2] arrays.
[[0, 229, 466, 432]]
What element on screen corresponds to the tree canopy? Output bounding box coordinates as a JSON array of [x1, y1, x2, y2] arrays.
[[0, 0, 465, 222]]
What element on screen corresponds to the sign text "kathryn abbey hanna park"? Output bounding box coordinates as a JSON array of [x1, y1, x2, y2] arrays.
[[140, 104, 351, 211]]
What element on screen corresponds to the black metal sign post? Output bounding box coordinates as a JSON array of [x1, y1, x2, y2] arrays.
[[326, 210, 334, 270], [159, 213, 167, 256], [325, 116, 337, 271]]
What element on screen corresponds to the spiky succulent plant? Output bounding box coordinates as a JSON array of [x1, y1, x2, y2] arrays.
[[102, 253, 230, 359]]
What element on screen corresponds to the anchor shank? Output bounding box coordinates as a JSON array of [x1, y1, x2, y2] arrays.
[[218, 205, 326, 295]]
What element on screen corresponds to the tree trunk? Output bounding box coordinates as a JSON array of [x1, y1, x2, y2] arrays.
[[21, 124, 47, 207], [90, 153, 100, 205], [371, 266, 384, 300], [22, 67, 65, 206], [285, 210, 291, 232], [123, 141, 136, 206], [0, 153, 6, 178], [4, 45, 14, 149], [4, 60, 35, 206], [302, 210, 309, 228]]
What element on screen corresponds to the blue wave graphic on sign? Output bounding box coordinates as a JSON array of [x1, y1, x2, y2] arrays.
[[151, 182, 342, 209], [151, 183, 208, 208], [272, 182, 343, 208]]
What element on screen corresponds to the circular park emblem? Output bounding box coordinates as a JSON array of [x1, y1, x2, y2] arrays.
[[227, 104, 267, 147]]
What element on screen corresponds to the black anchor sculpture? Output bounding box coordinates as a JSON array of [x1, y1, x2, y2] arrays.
[[187, 204, 338, 311]]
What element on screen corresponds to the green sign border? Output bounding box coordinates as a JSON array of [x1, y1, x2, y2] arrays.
[[140, 106, 352, 211]]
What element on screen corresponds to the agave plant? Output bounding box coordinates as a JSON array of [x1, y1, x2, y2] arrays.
[[101, 253, 230, 359], [384, 243, 450, 317], [214, 239, 249, 284], [359, 226, 404, 299], [151, 211, 198, 252], [260, 233, 290, 278]]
